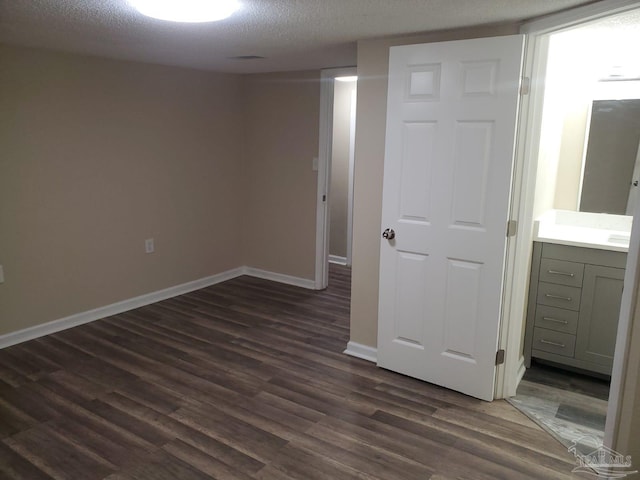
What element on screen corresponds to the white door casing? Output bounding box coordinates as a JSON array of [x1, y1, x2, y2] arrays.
[[377, 35, 525, 401]]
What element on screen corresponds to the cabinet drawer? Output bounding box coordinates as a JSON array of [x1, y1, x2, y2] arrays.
[[539, 258, 584, 287], [532, 328, 576, 357], [537, 282, 581, 311], [534, 305, 579, 334]]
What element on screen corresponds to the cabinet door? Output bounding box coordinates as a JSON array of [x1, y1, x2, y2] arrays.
[[575, 265, 625, 371]]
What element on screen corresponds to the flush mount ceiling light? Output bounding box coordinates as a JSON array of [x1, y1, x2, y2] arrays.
[[335, 76, 358, 82], [129, 0, 241, 23]]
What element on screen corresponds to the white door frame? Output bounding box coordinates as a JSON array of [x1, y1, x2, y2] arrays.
[[497, 0, 640, 453], [346, 87, 357, 266], [315, 66, 357, 289]]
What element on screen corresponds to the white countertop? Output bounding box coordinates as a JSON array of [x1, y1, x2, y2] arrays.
[[533, 210, 631, 253]]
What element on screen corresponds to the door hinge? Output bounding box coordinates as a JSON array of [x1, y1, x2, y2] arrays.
[[507, 219, 517, 237], [520, 77, 530, 96], [495, 349, 505, 366], [322, 194, 326, 202]]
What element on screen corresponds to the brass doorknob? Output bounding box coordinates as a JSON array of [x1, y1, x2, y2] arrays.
[[382, 228, 395, 240]]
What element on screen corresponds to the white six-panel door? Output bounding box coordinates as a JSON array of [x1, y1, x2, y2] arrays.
[[377, 35, 525, 401]]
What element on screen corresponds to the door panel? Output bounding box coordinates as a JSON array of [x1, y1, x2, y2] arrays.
[[443, 258, 482, 360], [400, 122, 436, 221], [451, 121, 493, 227], [377, 35, 525, 401], [576, 265, 624, 368], [394, 251, 429, 347]]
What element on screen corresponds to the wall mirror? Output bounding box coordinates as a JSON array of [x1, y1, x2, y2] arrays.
[[579, 98, 640, 215]]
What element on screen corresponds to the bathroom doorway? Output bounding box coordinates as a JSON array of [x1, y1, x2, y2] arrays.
[[510, 9, 640, 454]]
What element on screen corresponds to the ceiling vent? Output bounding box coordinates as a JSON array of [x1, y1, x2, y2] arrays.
[[227, 55, 265, 60]]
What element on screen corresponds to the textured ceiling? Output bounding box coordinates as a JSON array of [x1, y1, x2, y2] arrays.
[[0, 0, 598, 73]]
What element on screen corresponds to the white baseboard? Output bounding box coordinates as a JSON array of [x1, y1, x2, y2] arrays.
[[243, 267, 317, 290], [329, 255, 348, 265], [343, 341, 378, 363], [0, 266, 316, 349]]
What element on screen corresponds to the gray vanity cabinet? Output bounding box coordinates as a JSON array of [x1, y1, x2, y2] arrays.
[[575, 265, 624, 369], [524, 242, 626, 376]]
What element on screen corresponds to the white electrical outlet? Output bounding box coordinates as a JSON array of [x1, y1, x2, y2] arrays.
[[0, 265, 4, 283], [145, 238, 155, 254]]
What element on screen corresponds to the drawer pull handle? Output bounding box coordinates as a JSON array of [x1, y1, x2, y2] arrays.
[[547, 270, 574, 277], [542, 316, 569, 325], [545, 294, 572, 301], [540, 339, 566, 348]]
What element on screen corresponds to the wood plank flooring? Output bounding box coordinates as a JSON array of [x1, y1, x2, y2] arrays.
[[0, 265, 585, 479]]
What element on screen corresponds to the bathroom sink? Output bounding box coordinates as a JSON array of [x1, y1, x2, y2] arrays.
[[533, 210, 632, 252]]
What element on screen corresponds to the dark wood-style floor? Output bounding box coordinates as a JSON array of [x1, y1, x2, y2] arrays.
[[1, 265, 584, 479]]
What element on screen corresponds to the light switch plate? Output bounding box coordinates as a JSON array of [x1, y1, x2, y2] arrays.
[[0, 265, 4, 283], [312, 157, 319, 171]]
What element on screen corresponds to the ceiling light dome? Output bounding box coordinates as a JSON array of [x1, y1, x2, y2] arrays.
[[130, 0, 241, 23]]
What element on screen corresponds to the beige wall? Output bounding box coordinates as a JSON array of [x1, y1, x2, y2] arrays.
[[349, 24, 521, 348], [0, 44, 321, 337], [553, 102, 589, 211], [330, 80, 356, 259], [241, 71, 320, 280], [0, 44, 244, 336]]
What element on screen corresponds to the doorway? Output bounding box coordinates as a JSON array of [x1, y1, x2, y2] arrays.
[[509, 8, 640, 455], [315, 67, 357, 289], [329, 76, 357, 266]]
